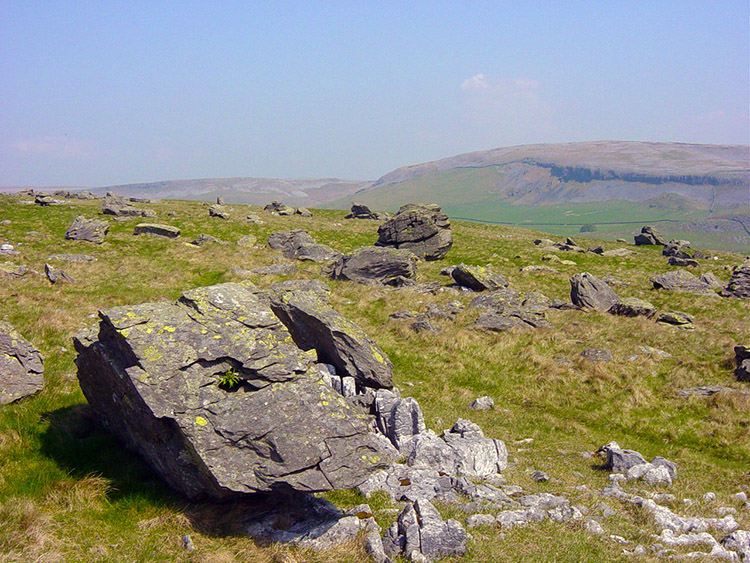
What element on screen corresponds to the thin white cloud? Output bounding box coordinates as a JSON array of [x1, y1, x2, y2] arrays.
[[11, 136, 98, 159], [692, 109, 726, 124], [460, 73, 490, 91]]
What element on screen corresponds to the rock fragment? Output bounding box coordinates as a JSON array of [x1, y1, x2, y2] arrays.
[[0, 321, 44, 405], [133, 223, 181, 238], [451, 263, 509, 291], [570, 272, 619, 310], [329, 246, 418, 286], [65, 216, 109, 243]]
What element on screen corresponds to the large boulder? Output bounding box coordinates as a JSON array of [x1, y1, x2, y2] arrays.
[[634, 225, 668, 246], [73, 282, 394, 499], [329, 246, 418, 285], [650, 270, 716, 295], [0, 321, 44, 405], [569, 272, 619, 310], [65, 216, 109, 244], [450, 263, 509, 291], [376, 203, 452, 260], [724, 259, 750, 299]]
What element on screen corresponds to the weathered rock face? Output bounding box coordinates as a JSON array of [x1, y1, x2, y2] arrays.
[[208, 204, 229, 219], [608, 297, 657, 318], [45, 263, 74, 284], [0, 261, 28, 278], [570, 272, 619, 310], [735, 345, 750, 382], [657, 310, 694, 329], [634, 225, 668, 246], [267, 283, 394, 389], [73, 282, 394, 499], [133, 223, 181, 238], [469, 288, 553, 331], [0, 321, 44, 405], [662, 240, 693, 258], [451, 263, 509, 291], [376, 203, 452, 261], [65, 216, 109, 244], [724, 259, 750, 299], [329, 246, 418, 285], [650, 270, 716, 295], [345, 203, 388, 221], [264, 200, 295, 215]]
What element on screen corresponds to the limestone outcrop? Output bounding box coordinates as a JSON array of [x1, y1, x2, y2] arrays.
[[376, 203, 452, 260]]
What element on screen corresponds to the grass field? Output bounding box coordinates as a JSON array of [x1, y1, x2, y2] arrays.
[[0, 194, 748, 562]]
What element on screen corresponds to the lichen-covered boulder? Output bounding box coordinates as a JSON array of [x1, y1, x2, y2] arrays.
[[570, 272, 619, 310], [73, 282, 393, 499], [102, 193, 153, 217], [133, 223, 181, 238], [65, 215, 109, 243], [0, 321, 44, 405], [608, 297, 657, 318], [451, 263, 509, 291], [376, 203, 452, 260], [208, 204, 229, 219], [329, 246, 418, 285], [267, 230, 340, 263]]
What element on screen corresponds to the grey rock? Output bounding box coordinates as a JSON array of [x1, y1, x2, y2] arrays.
[[386, 500, 467, 561], [102, 194, 152, 217], [357, 465, 452, 502], [295, 242, 341, 263], [469, 396, 494, 410], [374, 390, 425, 448], [634, 225, 668, 246], [295, 207, 313, 217], [736, 346, 750, 381], [584, 519, 605, 534], [268, 230, 339, 262], [345, 203, 388, 221], [330, 246, 418, 286], [570, 272, 619, 310], [669, 256, 700, 267], [268, 284, 394, 389], [650, 270, 715, 295], [208, 204, 229, 219], [73, 282, 393, 499], [410, 317, 440, 333], [651, 456, 678, 481], [264, 200, 295, 215], [133, 223, 180, 238], [725, 258, 750, 299], [656, 310, 694, 329], [467, 514, 497, 528], [376, 203, 452, 261], [191, 234, 225, 246], [45, 263, 74, 284], [451, 263, 509, 291], [245, 213, 264, 224], [35, 194, 67, 206], [581, 348, 612, 363], [0, 261, 28, 278], [662, 239, 694, 258], [65, 216, 110, 244], [699, 272, 724, 291], [250, 262, 298, 276], [608, 297, 657, 318], [599, 444, 647, 473], [0, 321, 44, 405], [721, 530, 750, 561], [236, 234, 257, 248], [532, 470, 550, 482]]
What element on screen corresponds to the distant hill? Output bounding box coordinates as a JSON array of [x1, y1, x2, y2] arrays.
[[90, 177, 369, 207], [336, 141, 749, 208], [325, 141, 750, 253]]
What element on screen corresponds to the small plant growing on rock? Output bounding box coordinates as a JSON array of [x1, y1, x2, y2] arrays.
[[218, 367, 241, 390]]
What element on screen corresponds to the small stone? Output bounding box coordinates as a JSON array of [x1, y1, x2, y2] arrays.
[[584, 519, 605, 535], [469, 396, 495, 410], [181, 535, 195, 550], [580, 348, 612, 363], [703, 493, 716, 503], [531, 470, 549, 483]]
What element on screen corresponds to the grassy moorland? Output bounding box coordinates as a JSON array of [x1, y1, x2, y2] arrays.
[[0, 194, 748, 563]]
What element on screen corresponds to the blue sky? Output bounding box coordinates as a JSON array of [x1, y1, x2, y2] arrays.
[[1, 1, 748, 186]]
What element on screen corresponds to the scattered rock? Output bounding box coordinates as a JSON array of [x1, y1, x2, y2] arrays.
[[208, 204, 229, 219], [264, 200, 295, 215], [74, 282, 393, 499], [570, 272, 619, 310], [532, 470, 550, 483], [469, 396, 494, 410], [45, 263, 74, 284], [735, 345, 750, 382], [724, 258, 750, 299], [250, 262, 298, 276], [191, 234, 225, 246], [65, 216, 109, 244], [383, 499, 468, 561], [650, 270, 715, 295], [662, 239, 694, 259], [295, 207, 313, 217], [133, 223, 181, 238], [656, 310, 694, 329], [634, 225, 668, 246], [376, 203, 452, 261], [35, 194, 67, 206], [236, 234, 257, 248], [268, 230, 340, 262], [607, 297, 657, 318], [699, 272, 724, 291], [668, 256, 700, 267], [580, 348, 612, 363], [601, 248, 637, 257], [451, 263, 509, 291], [677, 386, 750, 398], [0, 261, 28, 278], [520, 264, 559, 274], [329, 246, 418, 286], [345, 203, 388, 221], [102, 194, 154, 217], [245, 213, 264, 224], [0, 321, 44, 405]]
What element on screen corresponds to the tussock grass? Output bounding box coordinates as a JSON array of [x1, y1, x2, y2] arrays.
[[0, 194, 748, 561]]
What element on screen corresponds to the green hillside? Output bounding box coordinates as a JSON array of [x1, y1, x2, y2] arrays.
[[0, 193, 748, 562]]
